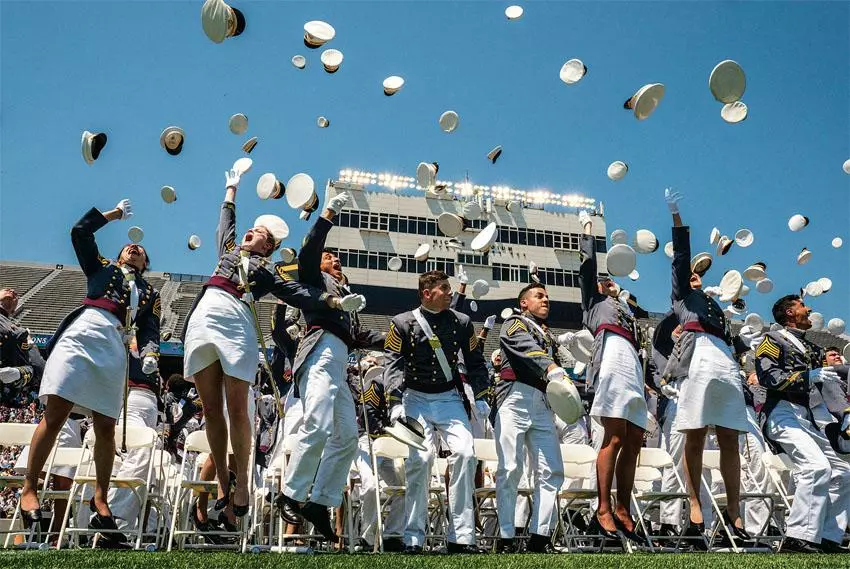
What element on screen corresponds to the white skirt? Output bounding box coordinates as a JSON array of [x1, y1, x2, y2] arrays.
[[40, 307, 127, 419], [184, 287, 257, 383], [590, 331, 648, 429], [674, 332, 748, 432]]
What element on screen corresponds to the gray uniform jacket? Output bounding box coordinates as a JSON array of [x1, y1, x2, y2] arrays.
[[383, 307, 490, 417], [496, 313, 559, 409], [182, 202, 333, 342], [662, 226, 746, 384], [579, 234, 639, 388], [291, 216, 384, 378], [0, 308, 44, 391], [754, 327, 846, 453]]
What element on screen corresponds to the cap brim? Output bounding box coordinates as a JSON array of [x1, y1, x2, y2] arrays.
[[384, 422, 426, 451], [546, 379, 583, 424]]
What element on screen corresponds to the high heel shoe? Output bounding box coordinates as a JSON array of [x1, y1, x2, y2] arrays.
[[88, 498, 128, 545], [214, 493, 230, 512], [613, 516, 648, 545], [588, 514, 621, 541], [722, 510, 752, 542], [684, 518, 708, 551]]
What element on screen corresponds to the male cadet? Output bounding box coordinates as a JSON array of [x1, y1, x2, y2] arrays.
[[0, 287, 44, 389], [279, 192, 385, 541], [494, 282, 565, 553], [756, 294, 850, 553], [383, 270, 490, 554]]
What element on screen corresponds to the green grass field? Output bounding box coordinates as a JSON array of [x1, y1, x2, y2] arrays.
[[2, 552, 849, 569]]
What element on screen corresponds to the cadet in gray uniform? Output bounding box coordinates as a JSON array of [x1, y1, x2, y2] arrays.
[[383, 270, 489, 553], [756, 294, 850, 553], [0, 288, 44, 390], [576, 210, 647, 544], [495, 282, 565, 553], [279, 195, 385, 541]]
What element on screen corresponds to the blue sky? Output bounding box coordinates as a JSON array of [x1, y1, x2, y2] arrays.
[[1, 1, 848, 324]]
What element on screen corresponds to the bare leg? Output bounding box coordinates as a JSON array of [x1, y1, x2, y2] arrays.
[[613, 422, 644, 530], [196, 456, 216, 523], [596, 417, 626, 531], [715, 426, 743, 525], [191, 363, 229, 503], [90, 412, 117, 517], [682, 427, 708, 523], [20, 396, 75, 512], [223, 375, 251, 510]]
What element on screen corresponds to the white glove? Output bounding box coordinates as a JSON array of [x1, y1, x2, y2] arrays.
[[475, 400, 490, 420], [664, 188, 682, 214], [326, 192, 349, 214], [557, 332, 575, 346], [141, 356, 158, 375], [546, 366, 567, 383], [225, 168, 241, 190], [286, 323, 300, 340], [703, 286, 722, 297], [456, 265, 468, 285], [577, 210, 592, 229], [258, 351, 267, 366], [340, 293, 366, 312], [809, 367, 840, 385], [390, 405, 405, 423], [115, 199, 133, 220], [241, 291, 255, 304], [0, 367, 21, 384], [484, 315, 496, 330], [660, 383, 679, 400]]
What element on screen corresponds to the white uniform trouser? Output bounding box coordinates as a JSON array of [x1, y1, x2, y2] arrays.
[[403, 389, 475, 547], [495, 382, 564, 538], [356, 435, 405, 545], [767, 400, 850, 543], [740, 406, 771, 535], [109, 388, 158, 531], [283, 333, 355, 508]]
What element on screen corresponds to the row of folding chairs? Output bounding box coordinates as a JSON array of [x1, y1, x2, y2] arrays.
[[0, 423, 802, 554]]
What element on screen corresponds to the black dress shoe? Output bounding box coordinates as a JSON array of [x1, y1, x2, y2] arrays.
[[446, 542, 482, 554], [382, 537, 405, 552], [497, 537, 518, 553], [404, 545, 423, 554], [819, 539, 849, 553], [722, 510, 752, 542], [300, 501, 337, 541], [89, 513, 128, 544], [683, 520, 708, 551], [613, 516, 648, 545], [779, 537, 822, 553], [275, 493, 303, 524], [526, 533, 557, 553]]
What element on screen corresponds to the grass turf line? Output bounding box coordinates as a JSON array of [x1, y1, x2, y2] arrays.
[[2, 552, 849, 569]]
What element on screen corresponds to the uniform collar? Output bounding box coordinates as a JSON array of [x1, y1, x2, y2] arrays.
[[785, 326, 806, 339], [419, 304, 443, 315]]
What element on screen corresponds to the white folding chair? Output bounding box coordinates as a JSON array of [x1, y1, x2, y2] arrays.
[[58, 426, 157, 550], [0, 423, 38, 548], [700, 449, 773, 553], [630, 447, 702, 552], [364, 437, 408, 550], [168, 430, 252, 552]]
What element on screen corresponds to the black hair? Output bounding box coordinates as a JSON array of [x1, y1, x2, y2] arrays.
[[772, 294, 801, 326], [518, 282, 546, 304], [117, 244, 150, 274]]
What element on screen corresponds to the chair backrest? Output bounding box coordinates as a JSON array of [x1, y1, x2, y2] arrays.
[[561, 443, 597, 465], [373, 436, 410, 459], [85, 426, 157, 449], [563, 461, 593, 479], [633, 465, 662, 483], [637, 447, 674, 469], [184, 430, 212, 454], [474, 438, 498, 462], [0, 423, 38, 446], [701, 449, 721, 470]]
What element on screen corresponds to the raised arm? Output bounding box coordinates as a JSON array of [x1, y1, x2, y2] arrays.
[[665, 189, 691, 301], [71, 201, 130, 276], [577, 210, 599, 311], [297, 193, 350, 288]]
